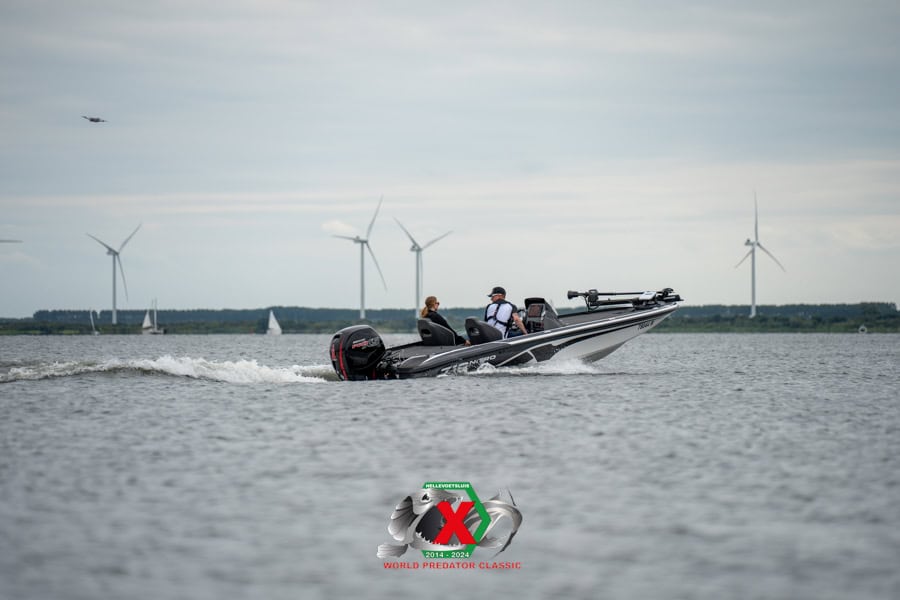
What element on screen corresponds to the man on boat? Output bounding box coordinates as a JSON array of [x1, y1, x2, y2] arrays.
[[485, 286, 527, 338]]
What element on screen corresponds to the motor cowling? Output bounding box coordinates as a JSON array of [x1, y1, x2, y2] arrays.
[[329, 325, 386, 381]]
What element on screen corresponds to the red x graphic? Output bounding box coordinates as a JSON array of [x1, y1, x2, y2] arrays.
[[434, 500, 476, 545]]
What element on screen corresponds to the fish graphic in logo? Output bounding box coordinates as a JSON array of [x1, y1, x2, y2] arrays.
[[377, 483, 522, 559]]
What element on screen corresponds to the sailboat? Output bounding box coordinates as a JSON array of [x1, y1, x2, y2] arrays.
[[267, 310, 282, 335], [142, 299, 165, 335]]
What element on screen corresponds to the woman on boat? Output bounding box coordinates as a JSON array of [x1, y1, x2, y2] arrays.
[[421, 296, 468, 345]]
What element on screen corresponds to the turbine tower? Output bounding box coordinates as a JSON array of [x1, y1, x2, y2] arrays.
[[735, 195, 784, 318], [395, 219, 451, 317], [87, 224, 141, 325], [333, 197, 387, 320]]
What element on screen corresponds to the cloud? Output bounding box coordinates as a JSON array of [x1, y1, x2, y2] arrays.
[[0, 248, 43, 268], [1, 2, 900, 316], [321, 220, 358, 237]]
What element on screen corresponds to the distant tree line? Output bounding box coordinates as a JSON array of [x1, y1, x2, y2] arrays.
[[0, 303, 896, 334], [29, 306, 419, 325], [665, 303, 897, 319], [656, 302, 898, 333]]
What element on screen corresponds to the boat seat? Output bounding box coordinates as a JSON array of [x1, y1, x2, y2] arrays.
[[417, 319, 459, 346], [464, 318, 503, 344]]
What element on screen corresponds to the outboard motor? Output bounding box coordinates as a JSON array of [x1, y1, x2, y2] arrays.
[[329, 325, 386, 381]]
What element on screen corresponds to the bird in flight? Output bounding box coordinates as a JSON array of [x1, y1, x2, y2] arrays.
[[82, 115, 107, 123]]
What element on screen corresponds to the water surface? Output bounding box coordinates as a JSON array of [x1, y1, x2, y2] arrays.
[[1, 333, 898, 600]]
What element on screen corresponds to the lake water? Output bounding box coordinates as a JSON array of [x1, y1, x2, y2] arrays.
[[1, 333, 898, 600]]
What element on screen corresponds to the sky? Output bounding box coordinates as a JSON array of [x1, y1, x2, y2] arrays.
[[1, 1, 899, 318]]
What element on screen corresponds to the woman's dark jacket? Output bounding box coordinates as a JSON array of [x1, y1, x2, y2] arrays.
[[424, 310, 466, 345]]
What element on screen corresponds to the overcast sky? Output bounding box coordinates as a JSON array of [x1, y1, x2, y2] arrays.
[[1, 1, 898, 318]]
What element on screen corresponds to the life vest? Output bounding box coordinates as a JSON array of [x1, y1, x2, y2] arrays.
[[485, 300, 516, 335]]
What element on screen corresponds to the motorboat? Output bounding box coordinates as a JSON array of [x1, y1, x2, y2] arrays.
[[329, 287, 683, 380]]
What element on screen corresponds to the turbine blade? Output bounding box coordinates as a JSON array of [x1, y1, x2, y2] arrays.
[[118, 223, 141, 252], [365, 242, 388, 290], [757, 243, 786, 271], [87, 233, 117, 254], [394, 218, 420, 248], [754, 193, 759, 242], [421, 230, 451, 250], [366, 195, 383, 239], [117, 255, 129, 301], [734, 249, 753, 268], [333, 234, 360, 241], [0, 239, 23, 243]]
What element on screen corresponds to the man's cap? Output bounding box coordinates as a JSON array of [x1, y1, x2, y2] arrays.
[[488, 286, 506, 297]]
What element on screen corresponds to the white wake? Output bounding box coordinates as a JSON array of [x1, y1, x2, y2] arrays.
[[0, 355, 333, 384]]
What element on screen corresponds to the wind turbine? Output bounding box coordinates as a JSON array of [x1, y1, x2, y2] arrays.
[[395, 219, 451, 317], [735, 195, 785, 318], [333, 197, 387, 320], [87, 224, 141, 325]]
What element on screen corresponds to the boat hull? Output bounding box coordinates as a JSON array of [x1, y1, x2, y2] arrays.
[[391, 302, 676, 378]]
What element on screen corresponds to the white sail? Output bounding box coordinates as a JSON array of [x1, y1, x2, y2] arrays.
[[142, 299, 165, 334], [267, 310, 282, 335]]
